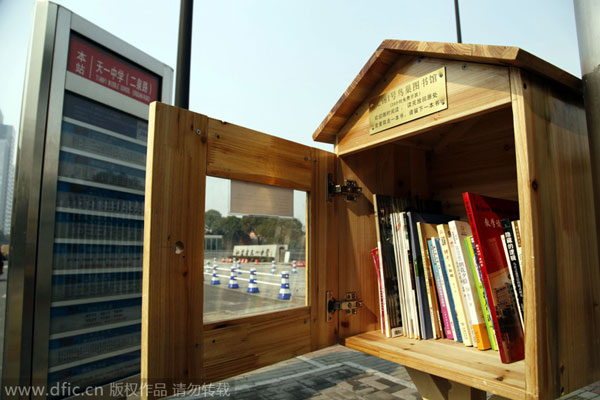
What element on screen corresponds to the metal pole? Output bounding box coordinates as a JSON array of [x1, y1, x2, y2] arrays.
[[454, 0, 462, 43], [175, 0, 194, 109], [574, 0, 600, 247]]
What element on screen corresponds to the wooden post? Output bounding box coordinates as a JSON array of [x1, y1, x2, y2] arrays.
[[141, 103, 208, 398], [406, 367, 486, 400]]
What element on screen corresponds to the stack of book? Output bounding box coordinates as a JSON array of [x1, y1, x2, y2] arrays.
[[372, 192, 525, 364]]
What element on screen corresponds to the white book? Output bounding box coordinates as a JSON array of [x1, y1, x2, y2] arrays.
[[400, 212, 419, 339], [429, 237, 457, 340], [501, 234, 525, 332], [373, 195, 391, 337], [391, 210, 408, 338], [437, 224, 473, 346], [448, 220, 487, 349]]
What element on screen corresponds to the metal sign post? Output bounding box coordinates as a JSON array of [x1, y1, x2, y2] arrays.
[[574, 0, 600, 258], [3, 2, 172, 397]]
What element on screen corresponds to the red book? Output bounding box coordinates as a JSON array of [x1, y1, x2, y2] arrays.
[[463, 192, 524, 363]]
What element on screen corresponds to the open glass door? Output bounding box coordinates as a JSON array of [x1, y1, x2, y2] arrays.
[[141, 103, 338, 398]]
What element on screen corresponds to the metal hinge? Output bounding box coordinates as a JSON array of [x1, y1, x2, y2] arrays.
[[327, 174, 363, 201], [326, 291, 363, 321]]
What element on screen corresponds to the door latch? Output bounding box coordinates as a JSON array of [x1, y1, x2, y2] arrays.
[[327, 174, 363, 202], [326, 291, 363, 321]]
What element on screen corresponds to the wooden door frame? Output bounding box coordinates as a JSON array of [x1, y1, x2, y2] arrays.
[[142, 103, 338, 398]]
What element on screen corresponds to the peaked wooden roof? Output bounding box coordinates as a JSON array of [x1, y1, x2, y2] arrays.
[[313, 40, 581, 144]]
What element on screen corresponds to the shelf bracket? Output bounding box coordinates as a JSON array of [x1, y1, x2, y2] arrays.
[[326, 291, 363, 322], [327, 174, 363, 202]]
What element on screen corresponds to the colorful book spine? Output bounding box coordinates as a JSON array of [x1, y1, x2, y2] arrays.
[[371, 248, 386, 335], [465, 236, 495, 351], [407, 213, 433, 340], [501, 219, 524, 331], [394, 210, 415, 339], [428, 239, 453, 340], [391, 211, 409, 338], [400, 212, 420, 339], [437, 224, 472, 346], [417, 223, 443, 339], [512, 220, 523, 276], [435, 238, 462, 342], [463, 192, 524, 363], [373, 195, 392, 337], [448, 220, 488, 350]]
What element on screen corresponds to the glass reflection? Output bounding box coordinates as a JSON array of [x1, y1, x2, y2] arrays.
[[203, 177, 307, 323]]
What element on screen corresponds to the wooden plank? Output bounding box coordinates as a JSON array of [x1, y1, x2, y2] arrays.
[[345, 331, 526, 400], [511, 68, 600, 399], [203, 324, 250, 367], [203, 308, 311, 382], [312, 48, 400, 144], [337, 145, 412, 338], [142, 103, 208, 397], [379, 40, 580, 93], [410, 147, 429, 199], [313, 40, 581, 144], [429, 106, 518, 218], [206, 118, 313, 191], [335, 57, 512, 156], [309, 148, 339, 349], [432, 117, 481, 154]]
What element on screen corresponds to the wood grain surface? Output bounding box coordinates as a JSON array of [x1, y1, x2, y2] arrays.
[[345, 331, 526, 399], [335, 57, 511, 155], [511, 68, 600, 399], [313, 40, 581, 144], [207, 118, 313, 191], [143, 104, 338, 391], [142, 103, 208, 398]]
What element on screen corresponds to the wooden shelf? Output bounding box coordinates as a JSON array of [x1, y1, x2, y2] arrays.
[[344, 330, 526, 399]]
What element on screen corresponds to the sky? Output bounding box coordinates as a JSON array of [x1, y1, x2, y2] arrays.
[[0, 0, 584, 222], [0, 0, 583, 146]]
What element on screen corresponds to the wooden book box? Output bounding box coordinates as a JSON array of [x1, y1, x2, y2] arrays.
[[141, 40, 600, 399]]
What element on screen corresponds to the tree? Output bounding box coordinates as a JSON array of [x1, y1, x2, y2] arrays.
[[205, 209, 222, 233], [215, 215, 247, 249], [241, 215, 305, 249], [205, 211, 305, 251]]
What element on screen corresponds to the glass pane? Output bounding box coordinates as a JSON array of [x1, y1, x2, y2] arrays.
[[204, 177, 307, 323]]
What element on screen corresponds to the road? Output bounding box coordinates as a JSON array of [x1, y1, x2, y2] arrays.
[[0, 260, 306, 382], [203, 261, 306, 323]]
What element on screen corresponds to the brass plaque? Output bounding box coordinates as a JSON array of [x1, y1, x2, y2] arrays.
[[369, 67, 448, 135]]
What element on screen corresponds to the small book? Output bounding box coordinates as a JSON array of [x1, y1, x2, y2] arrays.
[[448, 220, 488, 350], [407, 212, 458, 339], [435, 237, 462, 342], [371, 248, 386, 335], [512, 220, 523, 275], [465, 236, 494, 351], [500, 223, 524, 332], [373, 194, 402, 337], [438, 224, 473, 346], [391, 209, 416, 338], [427, 238, 453, 340]]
